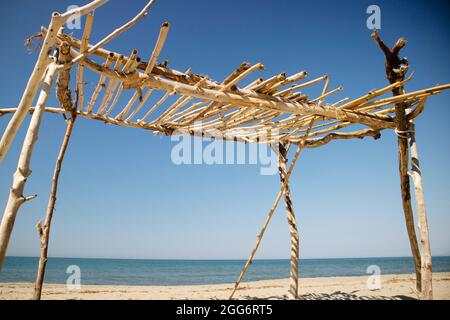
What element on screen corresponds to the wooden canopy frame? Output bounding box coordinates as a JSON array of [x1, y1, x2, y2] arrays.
[[0, 0, 448, 300]]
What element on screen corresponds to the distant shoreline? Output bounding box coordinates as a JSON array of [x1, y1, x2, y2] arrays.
[[6, 255, 450, 261], [2, 256, 450, 286], [2, 273, 450, 300]]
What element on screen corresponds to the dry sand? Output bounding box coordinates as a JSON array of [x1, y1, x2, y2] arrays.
[[1, 272, 449, 300]]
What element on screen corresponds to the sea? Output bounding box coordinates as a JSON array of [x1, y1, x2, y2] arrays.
[[1, 256, 449, 286]]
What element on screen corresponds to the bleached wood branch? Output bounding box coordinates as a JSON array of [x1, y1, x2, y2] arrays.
[[78, 57, 394, 128], [144, 22, 170, 74], [264, 71, 308, 94], [76, 12, 94, 111], [129, 73, 395, 129], [114, 50, 140, 119], [125, 89, 154, 122], [98, 55, 124, 115], [303, 128, 381, 148], [85, 53, 114, 113], [137, 91, 171, 123], [59, 0, 108, 20], [310, 86, 343, 103], [68, 0, 155, 68], [407, 121, 433, 300], [0, 62, 58, 269], [0, 1, 108, 163], [223, 62, 250, 84], [33, 91, 78, 300], [44, 28, 220, 89], [229, 121, 315, 300], [56, 41, 73, 110], [372, 30, 423, 296]]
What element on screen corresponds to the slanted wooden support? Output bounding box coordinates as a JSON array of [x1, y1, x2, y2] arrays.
[[151, 79, 207, 125], [253, 73, 286, 93], [229, 123, 314, 300], [150, 95, 193, 125], [76, 12, 95, 111], [223, 62, 251, 85], [0, 62, 58, 269], [0, 16, 58, 163], [278, 142, 299, 299], [408, 121, 432, 300], [264, 71, 308, 95], [125, 88, 153, 122], [123, 73, 395, 129], [144, 21, 170, 74], [56, 42, 73, 111], [273, 75, 327, 98], [228, 183, 285, 300], [98, 55, 124, 115], [68, 0, 155, 68], [138, 91, 171, 123], [85, 53, 114, 113], [33, 97, 78, 300], [311, 86, 343, 103], [243, 77, 264, 90], [228, 145, 295, 300], [182, 63, 265, 125], [114, 50, 139, 120], [0, 1, 107, 162], [371, 30, 424, 295], [104, 58, 126, 117]]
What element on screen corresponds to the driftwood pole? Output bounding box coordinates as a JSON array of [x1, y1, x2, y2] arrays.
[[278, 142, 299, 299], [0, 0, 108, 163], [33, 100, 78, 300], [371, 30, 432, 298], [0, 15, 61, 163], [0, 62, 58, 269], [33, 40, 78, 300], [229, 123, 314, 300], [395, 100, 423, 293], [0, 0, 107, 270], [229, 144, 299, 299], [408, 121, 432, 300]]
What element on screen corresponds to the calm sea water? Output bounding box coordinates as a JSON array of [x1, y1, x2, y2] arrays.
[[1, 256, 449, 285]]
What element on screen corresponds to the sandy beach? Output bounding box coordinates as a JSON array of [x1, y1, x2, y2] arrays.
[[1, 272, 449, 300]]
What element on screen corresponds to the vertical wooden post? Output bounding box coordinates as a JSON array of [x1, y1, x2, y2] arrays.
[[33, 100, 77, 300], [371, 31, 422, 293], [0, 14, 62, 163], [395, 105, 422, 293], [229, 125, 313, 300], [278, 142, 299, 299], [0, 1, 108, 162], [408, 121, 432, 300], [0, 62, 58, 270]]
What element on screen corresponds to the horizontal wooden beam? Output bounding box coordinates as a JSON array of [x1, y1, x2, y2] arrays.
[[0, 107, 385, 147]]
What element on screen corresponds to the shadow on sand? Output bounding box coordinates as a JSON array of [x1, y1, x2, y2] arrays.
[[242, 290, 416, 300]]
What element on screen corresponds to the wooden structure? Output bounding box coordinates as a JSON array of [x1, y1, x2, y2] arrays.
[[0, 0, 447, 300]]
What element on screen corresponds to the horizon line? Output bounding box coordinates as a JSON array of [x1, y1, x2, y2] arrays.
[[6, 254, 450, 261]]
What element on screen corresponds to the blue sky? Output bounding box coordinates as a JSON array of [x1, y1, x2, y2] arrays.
[[0, 0, 449, 260]]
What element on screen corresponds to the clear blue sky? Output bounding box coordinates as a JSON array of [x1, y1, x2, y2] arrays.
[[0, 0, 449, 260]]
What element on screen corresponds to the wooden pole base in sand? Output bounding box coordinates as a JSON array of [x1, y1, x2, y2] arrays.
[[33, 104, 77, 300], [278, 142, 299, 299]]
